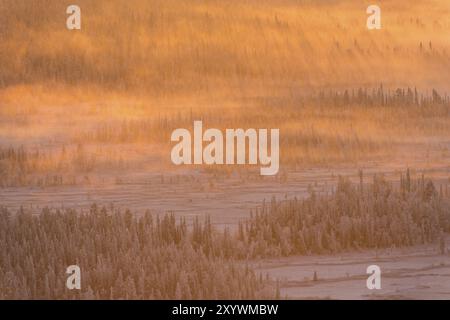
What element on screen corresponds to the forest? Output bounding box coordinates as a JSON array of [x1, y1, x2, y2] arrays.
[[1, 87, 450, 188], [1, 0, 450, 300], [1, 171, 449, 299], [1, 0, 450, 92]]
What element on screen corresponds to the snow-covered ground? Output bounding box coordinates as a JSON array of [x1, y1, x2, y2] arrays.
[[1, 150, 449, 229], [255, 239, 450, 299]]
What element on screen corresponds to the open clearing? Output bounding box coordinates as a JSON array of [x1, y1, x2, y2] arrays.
[[255, 238, 450, 299], [1, 141, 449, 229]]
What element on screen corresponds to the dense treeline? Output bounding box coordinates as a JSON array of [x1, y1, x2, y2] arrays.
[[1, 172, 449, 299], [79, 87, 450, 144], [76, 87, 450, 166], [1, 87, 449, 188], [0, 206, 274, 299], [1, 0, 449, 92], [313, 86, 450, 108], [238, 172, 450, 257]]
